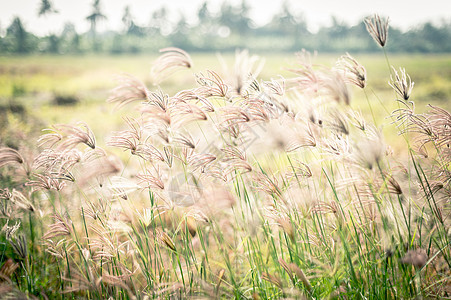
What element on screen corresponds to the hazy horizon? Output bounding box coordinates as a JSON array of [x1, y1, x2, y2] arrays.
[[1, 0, 450, 36]]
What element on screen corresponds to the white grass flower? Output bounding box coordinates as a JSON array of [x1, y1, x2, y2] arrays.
[[389, 67, 414, 101], [365, 14, 389, 47]]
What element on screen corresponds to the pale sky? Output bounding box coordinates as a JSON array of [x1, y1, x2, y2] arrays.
[[0, 0, 450, 36]]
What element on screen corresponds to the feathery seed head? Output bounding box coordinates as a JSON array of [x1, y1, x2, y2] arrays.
[[151, 47, 193, 85], [389, 67, 414, 101], [0, 148, 24, 168], [365, 14, 389, 47], [108, 74, 150, 108], [336, 53, 367, 89], [401, 249, 428, 268]]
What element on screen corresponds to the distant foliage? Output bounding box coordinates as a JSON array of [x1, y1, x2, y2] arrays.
[[1, 1, 451, 54]]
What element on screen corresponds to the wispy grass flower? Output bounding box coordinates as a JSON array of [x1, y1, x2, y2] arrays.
[[323, 72, 351, 105], [285, 123, 317, 152], [0, 148, 24, 168], [108, 118, 142, 154], [151, 47, 193, 85], [289, 263, 312, 292], [389, 67, 414, 100], [43, 214, 72, 240], [55, 123, 96, 150], [9, 235, 28, 261], [219, 49, 264, 96], [365, 14, 389, 47], [336, 53, 367, 88], [428, 104, 451, 148], [2, 220, 21, 240], [352, 130, 385, 170], [37, 129, 62, 148], [327, 109, 350, 135], [108, 74, 149, 108], [174, 89, 215, 112], [136, 171, 165, 190], [26, 173, 66, 191], [195, 70, 229, 98], [0, 258, 19, 280]]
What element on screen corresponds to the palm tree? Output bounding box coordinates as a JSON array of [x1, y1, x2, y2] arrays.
[[86, 0, 106, 37], [38, 0, 58, 17]]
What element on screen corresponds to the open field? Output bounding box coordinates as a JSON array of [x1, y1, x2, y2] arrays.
[[1, 53, 451, 153], [1, 52, 450, 125], [0, 51, 450, 299]]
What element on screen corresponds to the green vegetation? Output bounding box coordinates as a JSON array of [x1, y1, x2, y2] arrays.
[[0, 15, 450, 300], [2, 0, 451, 54]]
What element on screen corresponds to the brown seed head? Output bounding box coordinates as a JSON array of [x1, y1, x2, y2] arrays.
[[401, 249, 428, 268]]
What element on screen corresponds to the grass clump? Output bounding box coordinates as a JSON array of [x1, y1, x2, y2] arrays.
[[0, 15, 450, 299]]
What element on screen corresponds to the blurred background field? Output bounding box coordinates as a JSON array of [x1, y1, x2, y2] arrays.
[[1, 52, 450, 149], [1, 0, 450, 149]]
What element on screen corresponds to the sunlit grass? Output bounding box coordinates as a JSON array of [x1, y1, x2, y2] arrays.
[[0, 50, 450, 299]]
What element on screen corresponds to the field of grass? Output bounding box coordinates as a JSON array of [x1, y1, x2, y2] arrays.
[[0, 49, 450, 299], [1, 53, 450, 143]]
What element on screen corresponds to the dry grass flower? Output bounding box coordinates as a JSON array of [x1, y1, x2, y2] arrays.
[[157, 230, 176, 251], [9, 189, 35, 212], [108, 118, 142, 154], [2, 221, 21, 240], [261, 272, 283, 289], [288, 50, 321, 95], [26, 173, 66, 191], [174, 89, 215, 112], [336, 53, 367, 88], [195, 70, 229, 98], [365, 14, 389, 47], [285, 161, 312, 181], [401, 249, 428, 268], [221, 146, 252, 174], [43, 214, 72, 240], [0, 258, 19, 281], [219, 49, 264, 96], [55, 123, 96, 150], [283, 119, 317, 152], [389, 67, 414, 101], [352, 128, 385, 169], [134, 144, 164, 162], [0, 148, 24, 169], [37, 129, 62, 148], [347, 109, 366, 131], [151, 47, 193, 85], [9, 234, 28, 260], [384, 173, 403, 195], [78, 155, 122, 187], [136, 170, 165, 190], [428, 104, 451, 149], [108, 74, 149, 108], [322, 72, 351, 105], [289, 263, 312, 292], [326, 109, 350, 135]]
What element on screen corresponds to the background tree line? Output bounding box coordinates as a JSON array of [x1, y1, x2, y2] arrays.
[[1, 0, 451, 54]]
